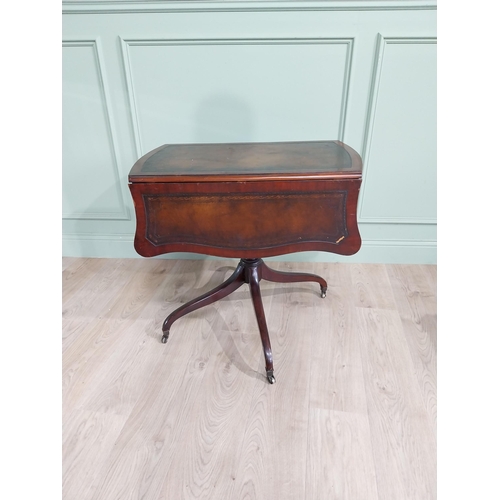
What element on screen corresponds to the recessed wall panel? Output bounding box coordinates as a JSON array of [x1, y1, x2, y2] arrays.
[[63, 41, 126, 219], [360, 38, 437, 223], [123, 39, 352, 155]]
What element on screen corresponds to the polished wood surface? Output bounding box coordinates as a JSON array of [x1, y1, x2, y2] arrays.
[[129, 141, 363, 259], [130, 178, 361, 258], [62, 258, 437, 500]]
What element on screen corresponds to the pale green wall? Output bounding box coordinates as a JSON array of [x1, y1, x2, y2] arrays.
[[62, 0, 437, 264]]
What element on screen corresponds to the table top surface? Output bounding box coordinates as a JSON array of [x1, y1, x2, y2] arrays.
[[129, 140, 362, 183]]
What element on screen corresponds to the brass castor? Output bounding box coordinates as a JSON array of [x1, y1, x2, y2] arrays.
[[266, 370, 276, 384], [161, 332, 169, 344]]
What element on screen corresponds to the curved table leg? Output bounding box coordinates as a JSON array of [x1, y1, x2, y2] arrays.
[[161, 261, 246, 343], [260, 261, 328, 298], [248, 266, 275, 384]]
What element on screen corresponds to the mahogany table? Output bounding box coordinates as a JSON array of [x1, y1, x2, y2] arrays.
[[129, 141, 363, 384]]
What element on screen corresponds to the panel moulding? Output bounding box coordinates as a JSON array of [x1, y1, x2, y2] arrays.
[[63, 1, 438, 15], [119, 37, 354, 159], [358, 34, 437, 225], [63, 39, 130, 221]]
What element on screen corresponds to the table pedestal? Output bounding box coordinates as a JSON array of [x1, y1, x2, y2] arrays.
[[161, 259, 327, 384]]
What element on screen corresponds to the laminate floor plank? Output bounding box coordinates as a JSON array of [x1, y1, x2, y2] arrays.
[[62, 259, 143, 350], [306, 409, 379, 500], [421, 264, 437, 293], [62, 256, 82, 272], [357, 307, 437, 500], [387, 265, 438, 431], [351, 263, 397, 310], [62, 257, 110, 303], [86, 318, 211, 500], [62, 410, 128, 500], [309, 261, 368, 413], [62, 258, 437, 500], [62, 259, 175, 412]]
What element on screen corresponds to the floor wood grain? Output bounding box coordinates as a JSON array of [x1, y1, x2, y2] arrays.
[[306, 408, 378, 500], [387, 265, 438, 432], [62, 258, 437, 500], [356, 307, 437, 500]]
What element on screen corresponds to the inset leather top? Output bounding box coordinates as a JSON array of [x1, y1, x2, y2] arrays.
[[129, 140, 362, 183]]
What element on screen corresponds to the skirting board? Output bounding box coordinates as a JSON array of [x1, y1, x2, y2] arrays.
[[62, 233, 436, 264]]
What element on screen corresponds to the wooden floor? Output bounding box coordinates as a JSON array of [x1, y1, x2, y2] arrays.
[[62, 258, 437, 500]]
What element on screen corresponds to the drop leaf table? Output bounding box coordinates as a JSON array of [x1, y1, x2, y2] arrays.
[[129, 141, 362, 384]]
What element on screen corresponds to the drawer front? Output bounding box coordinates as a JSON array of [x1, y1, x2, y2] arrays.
[[130, 179, 361, 258]]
